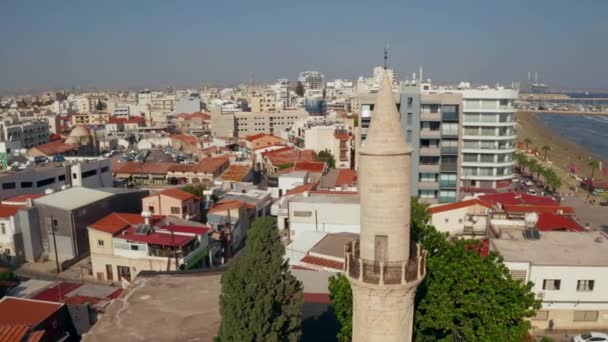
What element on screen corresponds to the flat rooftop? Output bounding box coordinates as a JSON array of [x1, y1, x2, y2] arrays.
[[311, 233, 358, 259], [83, 272, 222, 342], [491, 231, 608, 267], [290, 193, 360, 205]]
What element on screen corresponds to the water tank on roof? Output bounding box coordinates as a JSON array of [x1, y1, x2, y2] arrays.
[[524, 212, 539, 229]]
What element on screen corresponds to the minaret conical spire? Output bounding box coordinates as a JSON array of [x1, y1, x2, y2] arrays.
[[361, 73, 411, 155]]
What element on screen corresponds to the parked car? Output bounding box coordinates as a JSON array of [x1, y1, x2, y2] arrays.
[[527, 188, 537, 195], [599, 201, 608, 207], [525, 180, 534, 186], [572, 332, 608, 342]]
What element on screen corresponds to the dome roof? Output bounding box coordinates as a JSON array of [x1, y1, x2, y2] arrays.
[[69, 125, 90, 137], [65, 136, 79, 144]]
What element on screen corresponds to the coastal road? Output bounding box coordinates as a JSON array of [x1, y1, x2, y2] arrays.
[[561, 195, 608, 232]]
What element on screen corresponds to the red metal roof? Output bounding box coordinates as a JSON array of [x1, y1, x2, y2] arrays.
[[117, 227, 194, 247], [334, 132, 350, 140], [162, 224, 210, 235], [303, 293, 331, 304], [0, 297, 63, 327], [0, 205, 22, 218], [300, 255, 343, 271], [32, 282, 82, 302], [503, 205, 574, 215], [428, 199, 490, 214], [536, 213, 584, 232], [0, 325, 31, 342], [478, 192, 558, 206]]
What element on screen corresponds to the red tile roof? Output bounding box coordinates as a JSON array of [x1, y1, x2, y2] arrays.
[[107, 117, 127, 124], [302, 293, 331, 304], [245, 133, 272, 142], [89, 213, 157, 235], [262, 148, 316, 167], [0, 205, 22, 219], [536, 213, 584, 232], [2, 194, 44, 204], [196, 157, 229, 174], [219, 164, 251, 182], [30, 140, 78, 156], [0, 297, 63, 327], [170, 134, 198, 147], [286, 182, 318, 196], [334, 132, 350, 140], [335, 169, 357, 187], [294, 161, 326, 173], [117, 227, 194, 247], [157, 188, 199, 201], [299, 255, 343, 271], [428, 199, 490, 214], [209, 200, 244, 213], [177, 112, 211, 120]]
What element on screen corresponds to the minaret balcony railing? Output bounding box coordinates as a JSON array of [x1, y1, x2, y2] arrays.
[[344, 240, 426, 286]]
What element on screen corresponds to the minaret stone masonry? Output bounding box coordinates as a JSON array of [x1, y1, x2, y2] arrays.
[[345, 73, 426, 342]]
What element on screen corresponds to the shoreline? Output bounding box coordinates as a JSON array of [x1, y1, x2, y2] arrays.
[[516, 111, 608, 186], [522, 110, 608, 115]]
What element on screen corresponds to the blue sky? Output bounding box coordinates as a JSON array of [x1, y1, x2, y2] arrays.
[[1, 0, 607, 92]]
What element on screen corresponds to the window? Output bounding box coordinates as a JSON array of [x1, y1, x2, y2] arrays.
[[101, 166, 110, 173], [2, 182, 16, 189], [531, 310, 549, 321], [577, 280, 595, 292], [510, 270, 527, 282], [58, 175, 66, 181], [542, 279, 561, 290], [97, 239, 104, 247], [130, 245, 139, 251], [36, 177, 55, 187], [293, 211, 312, 217], [573, 311, 598, 322], [1, 223, 5, 235], [171, 207, 180, 214], [82, 170, 97, 178], [21, 182, 33, 188]]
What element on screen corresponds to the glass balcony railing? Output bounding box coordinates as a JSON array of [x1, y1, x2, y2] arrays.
[[440, 163, 458, 172], [441, 112, 459, 122], [439, 180, 457, 188], [441, 146, 458, 154]]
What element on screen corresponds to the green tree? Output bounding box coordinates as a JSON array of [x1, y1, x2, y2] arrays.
[[588, 159, 600, 179], [218, 217, 303, 342], [182, 184, 206, 198], [523, 137, 533, 151], [316, 149, 336, 169], [543, 168, 562, 193], [95, 99, 105, 111], [515, 152, 529, 174], [328, 273, 352, 342], [528, 158, 539, 179], [541, 145, 551, 161], [295, 81, 305, 97], [329, 198, 541, 342]]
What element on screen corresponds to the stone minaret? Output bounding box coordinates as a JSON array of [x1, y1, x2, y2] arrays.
[[345, 73, 426, 342]]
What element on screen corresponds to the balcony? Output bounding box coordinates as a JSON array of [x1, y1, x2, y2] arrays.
[[420, 113, 441, 122], [419, 147, 440, 156], [441, 146, 458, 155], [441, 163, 458, 172], [439, 180, 457, 188], [420, 130, 441, 139], [441, 130, 459, 138], [418, 181, 439, 190], [419, 164, 440, 173], [441, 112, 459, 122], [344, 240, 426, 286]]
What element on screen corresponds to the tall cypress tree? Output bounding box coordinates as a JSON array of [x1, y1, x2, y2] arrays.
[[218, 217, 303, 341]]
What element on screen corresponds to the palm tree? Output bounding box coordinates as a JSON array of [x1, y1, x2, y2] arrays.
[[542, 168, 561, 193], [541, 145, 551, 161], [588, 159, 600, 179], [528, 159, 539, 178], [524, 138, 533, 151], [515, 153, 529, 174]]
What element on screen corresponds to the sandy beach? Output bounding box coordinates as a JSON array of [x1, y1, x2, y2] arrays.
[[516, 111, 608, 191]]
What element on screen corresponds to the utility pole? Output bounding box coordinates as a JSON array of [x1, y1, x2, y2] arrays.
[[50, 217, 61, 274]]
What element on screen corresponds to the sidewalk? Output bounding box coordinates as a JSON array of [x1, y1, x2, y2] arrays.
[[531, 328, 589, 341]]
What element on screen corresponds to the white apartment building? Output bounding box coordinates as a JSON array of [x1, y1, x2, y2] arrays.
[[283, 192, 360, 239], [356, 67, 397, 93], [0, 119, 50, 152], [151, 95, 176, 122], [298, 71, 324, 90], [492, 231, 608, 331], [137, 90, 153, 106], [286, 117, 352, 168], [0, 157, 112, 200], [456, 85, 518, 192], [271, 79, 291, 109]]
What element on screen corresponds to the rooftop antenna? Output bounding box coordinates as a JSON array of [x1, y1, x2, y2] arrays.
[[419, 67, 423, 82], [535, 72, 539, 83], [384, 43, 389, 70]]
